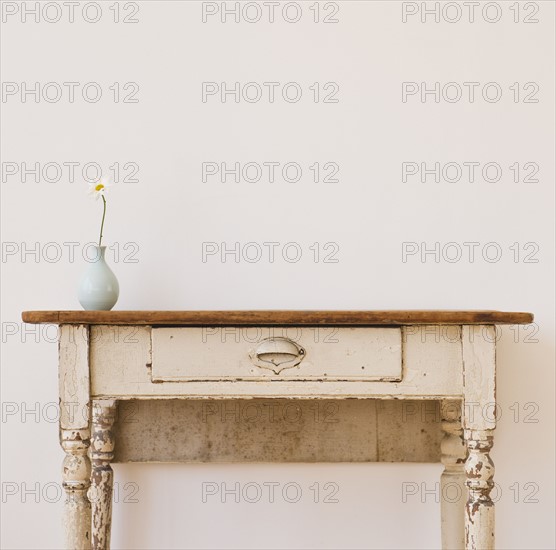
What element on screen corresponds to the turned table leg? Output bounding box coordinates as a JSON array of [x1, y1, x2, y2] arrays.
[[462, 325, 497, 550], [61, 429, 92, 549], [440, 400, 466, 549], [90, 399, 117, 550], [464, 430, 495, 549], [59, 324, 92, 549]]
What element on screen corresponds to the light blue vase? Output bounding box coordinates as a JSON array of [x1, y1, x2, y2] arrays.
[[78, 245, 119, 311]]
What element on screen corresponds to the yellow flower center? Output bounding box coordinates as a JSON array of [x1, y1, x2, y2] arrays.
[[95, 184, 105, 192]]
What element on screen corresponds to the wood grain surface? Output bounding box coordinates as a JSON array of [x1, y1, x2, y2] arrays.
[[21, 310, 533, 325]]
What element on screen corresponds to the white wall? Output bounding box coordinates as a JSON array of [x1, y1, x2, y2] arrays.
[[1, 1, 554, 548]]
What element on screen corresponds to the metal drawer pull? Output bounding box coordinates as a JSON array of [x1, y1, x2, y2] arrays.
[[249, 337, 306, 374]]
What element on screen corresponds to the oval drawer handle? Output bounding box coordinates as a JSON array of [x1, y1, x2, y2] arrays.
[[249, 337, 306, 375]]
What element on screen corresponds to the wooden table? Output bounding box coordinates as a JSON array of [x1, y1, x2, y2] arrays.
[[22, 310, 533, 550]]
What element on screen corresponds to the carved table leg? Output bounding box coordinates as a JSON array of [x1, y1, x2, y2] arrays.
[[462, 325, 497, 550], [90, 399, 117, 550], [464, 430, 495, 550], [59, 324, 91, 549], [61, 428, 92, 549], [440, 400, 466, 550]]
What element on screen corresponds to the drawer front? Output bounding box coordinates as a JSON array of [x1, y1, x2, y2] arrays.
[[151, 327, 402, 382]]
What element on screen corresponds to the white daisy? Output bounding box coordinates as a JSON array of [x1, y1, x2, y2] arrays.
[[88, 179, 111, 200]]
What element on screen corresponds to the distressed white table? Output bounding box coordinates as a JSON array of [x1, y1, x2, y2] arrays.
[[22, 310, 533, 550]]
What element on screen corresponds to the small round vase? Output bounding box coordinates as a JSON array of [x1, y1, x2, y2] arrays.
[[78, 245, 119, 311]]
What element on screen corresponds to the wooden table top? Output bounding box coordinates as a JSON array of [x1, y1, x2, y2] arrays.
[[21, 310, 533, 326]]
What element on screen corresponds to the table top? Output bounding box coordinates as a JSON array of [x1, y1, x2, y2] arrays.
[[21, 310, 533, 326]]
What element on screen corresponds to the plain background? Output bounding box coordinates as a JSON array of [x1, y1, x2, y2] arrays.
[[1, 1, 554, 548]]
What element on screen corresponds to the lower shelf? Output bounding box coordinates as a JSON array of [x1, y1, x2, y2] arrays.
[[112, 398, 458, 464]]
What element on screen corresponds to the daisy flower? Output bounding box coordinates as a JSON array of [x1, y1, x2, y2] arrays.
[[88, 178, 111, 200], [87, 179, 111, 246]]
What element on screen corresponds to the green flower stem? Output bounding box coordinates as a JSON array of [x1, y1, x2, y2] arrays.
[[98, 195, 107, 247]]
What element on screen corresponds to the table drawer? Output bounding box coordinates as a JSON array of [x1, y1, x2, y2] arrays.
[[151, 327, 402, 382]]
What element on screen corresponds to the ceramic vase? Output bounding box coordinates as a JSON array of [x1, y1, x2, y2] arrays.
[[77, 245, 119, 310]]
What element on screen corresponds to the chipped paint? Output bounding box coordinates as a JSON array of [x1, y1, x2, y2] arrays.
[[90, 400, 117, 550], [54, 322, 499, 549]]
